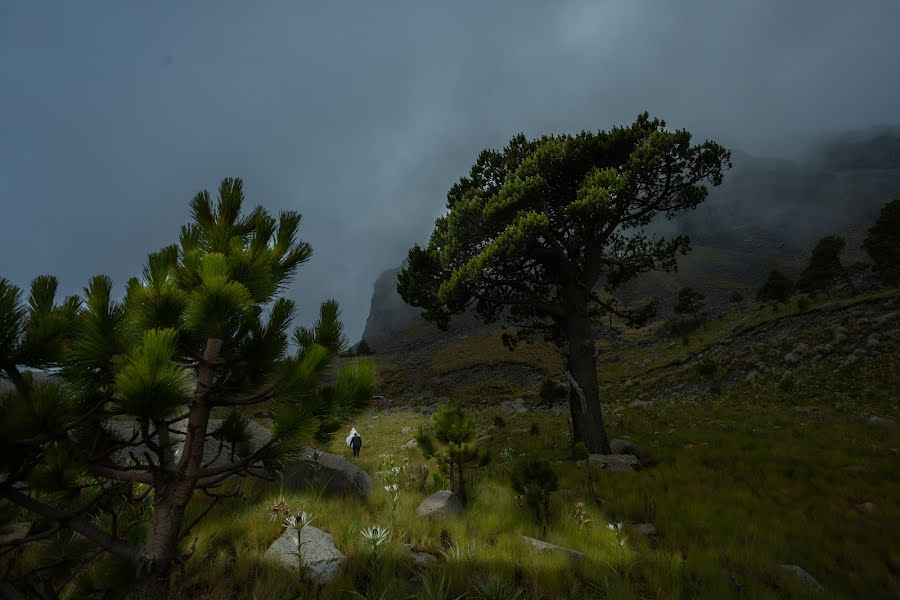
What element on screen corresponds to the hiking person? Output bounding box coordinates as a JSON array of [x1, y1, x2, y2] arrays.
[[350, 432, 363, 457], [346, 427, 359, 447]]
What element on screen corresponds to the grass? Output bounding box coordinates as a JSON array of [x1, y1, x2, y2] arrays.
[[4, 289, 899, 598]]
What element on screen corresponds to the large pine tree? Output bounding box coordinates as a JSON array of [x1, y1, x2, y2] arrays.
[[398, 114, 729, 453], [0, 178, 374, 599]]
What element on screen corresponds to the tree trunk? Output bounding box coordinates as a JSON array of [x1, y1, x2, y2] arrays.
[[566, 316, 611, 455], [457, 463, 467, 505], [132, 338, 220, 600]]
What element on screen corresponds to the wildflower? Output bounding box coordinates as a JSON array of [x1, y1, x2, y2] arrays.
[[361, 525, 390, 548], [607, 522, 623, 531], [384, 484, 399, 494]]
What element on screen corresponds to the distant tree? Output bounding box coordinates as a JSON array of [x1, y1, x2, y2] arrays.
[[0, 179, 374, 600], [398, 114, 730, 453], [511, 455, 559, 535], [728, 291, 744, 311], [757, 269, 794, 303], [862, 200, 900, 284], [674, 287, 705, 320], [415, 402, 489, 505], [798, 235, 856, 295], [356, 338, 373, 356]]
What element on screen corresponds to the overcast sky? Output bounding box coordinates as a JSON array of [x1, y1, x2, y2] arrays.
[[2, 1, 899, 340]]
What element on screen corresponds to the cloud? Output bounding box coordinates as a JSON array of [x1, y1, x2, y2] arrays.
[[1, 1, 899, 339]]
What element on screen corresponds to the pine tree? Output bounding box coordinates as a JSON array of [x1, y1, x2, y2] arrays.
[[757, 270, 794, 303], [415, 402, 489, 505], [862, 200, 900, 284], [398, 114, 730, 453], [674, 287, 705, 320], [0, 178, 374, 600], [798, 235, 856, 295]]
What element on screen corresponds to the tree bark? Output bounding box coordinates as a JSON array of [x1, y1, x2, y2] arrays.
[[132, 339, 220, 600], [566, 315, 611, 455], [457, 463, 467, 506]]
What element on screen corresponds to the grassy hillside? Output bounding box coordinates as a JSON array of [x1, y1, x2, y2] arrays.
[[4, 290, 898, 599]]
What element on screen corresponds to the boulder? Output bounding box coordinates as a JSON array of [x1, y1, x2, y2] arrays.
[[283, 448, 373, 497], [399, 439, 418, 451], [778, 564, 824, 594], [610, 439, 643, 457], [581, 454, 641, 472], [855, 501, 877, 513], [0, 523, 31, 545], [477, 434, 493, 443], [521, 536, 584, 561], [265, 525, 345, 583], [403, 544, 438, 567], [416, 490, 464, 519], [869, 415, 895, 427], [401, 426, 412, 434], [501, 398, 528, 414], [105, 418, 273, 472]]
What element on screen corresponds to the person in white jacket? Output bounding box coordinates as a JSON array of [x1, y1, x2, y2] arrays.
[[346, 428, 358, 447]]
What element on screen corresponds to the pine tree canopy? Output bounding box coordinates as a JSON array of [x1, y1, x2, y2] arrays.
[[0, 177, 374, 598]]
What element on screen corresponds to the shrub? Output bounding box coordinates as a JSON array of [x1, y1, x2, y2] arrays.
[[695, 357, 726, 398], [529, 422, 540, 436], [538, 377, 567, 407], [356, 338, 373, 355], [757, 269, 795, 303], [862, 199, 900, 284], [511, 455, 559, 534], [493, 415, 506, 429], [674, 287, 706, 319]]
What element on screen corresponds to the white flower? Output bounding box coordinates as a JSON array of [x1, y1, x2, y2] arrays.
[[283, 511, 315, 530], [283, 514, 298, 529], [384, 484, 399, 494], [361, 525, 390, 547], [607, 522, 623, 531]]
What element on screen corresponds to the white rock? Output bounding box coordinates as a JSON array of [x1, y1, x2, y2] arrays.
[[265, 525, 345, 583], [416, 490, 464, 519], [522, 535, 584, 560], [399, 439, 418, 451], [581, 454, 641, 472], [778, 564, 824, 593]]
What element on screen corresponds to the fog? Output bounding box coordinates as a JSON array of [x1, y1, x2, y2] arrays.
[[2, 1, 899, 340]]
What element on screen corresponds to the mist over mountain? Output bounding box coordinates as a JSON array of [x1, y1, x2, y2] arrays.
[[361, 128, 900, 350]]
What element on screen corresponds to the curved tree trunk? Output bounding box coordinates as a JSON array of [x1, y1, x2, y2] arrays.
[[566, 315, 611, 455]]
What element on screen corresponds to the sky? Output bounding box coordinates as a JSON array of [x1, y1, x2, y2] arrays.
[[2, 1, 899, 341]]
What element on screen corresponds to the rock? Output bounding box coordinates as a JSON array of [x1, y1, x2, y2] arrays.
[[778, 564, 824, 594], [416, 490, 464, 519], [633, 523, 657, 537], [550, 402, 568, 413], [106, 418, 273, 472], [521, 535, 584, 561], [580, 454, 641, 472], [401, 426, 412, 434], [0, 523, 31, 545], [866, 334, 881, 349], [283, 448, 374, 497], [403, 544, 438, 566], [477, 434, 493, 443], [265, 525, 345, 583], [399, 439, 418, 451], [610, 439, 643, 457], [629, 400, 652, 409], [783, 352, 801, 365], [501, 398, 528, 414], [869, 415, 895, 427], [855, 501, 876, 513]]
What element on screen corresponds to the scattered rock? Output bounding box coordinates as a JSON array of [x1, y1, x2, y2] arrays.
[[629, 400, 652, 409], [866, 334, 881, 349], [401, 426, 412, 434], [855, 501, 876, 513], [399, 439, 418, 451], [522, 535, 584, 560], [869, 415, 895, 427], [778, 564, 824, 594], [610, 439, 643, 457], [403, 544, 438, 566], [416, 490, 464, 519], [477, 434, 493, 443], [783, 352, 801, 365], [0, 523, 31, 545], [265, 525, 345, 583], [283, 448, 374, 497], [501, 398, 528, 414], [632, 523, 657, 537], [580, 454, 641, 472]]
